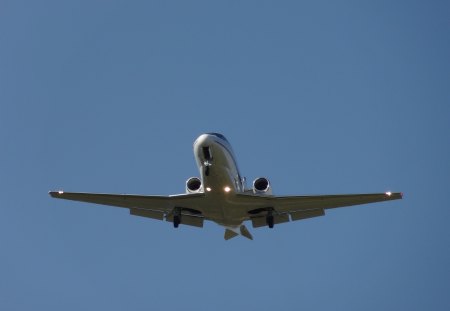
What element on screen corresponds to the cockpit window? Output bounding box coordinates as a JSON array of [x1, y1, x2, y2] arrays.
[[207, 133, 228, 142]]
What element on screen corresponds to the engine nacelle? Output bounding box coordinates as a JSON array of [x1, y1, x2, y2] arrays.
[[253, 177, 272, 195], [186, 177, 202, 193]]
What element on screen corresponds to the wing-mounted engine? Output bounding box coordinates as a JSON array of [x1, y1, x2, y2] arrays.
[[252, 177, 272, 195], [186, 177, 203, 193]]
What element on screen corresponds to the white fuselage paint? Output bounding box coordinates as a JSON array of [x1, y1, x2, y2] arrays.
[[193, 133, 247, 226]]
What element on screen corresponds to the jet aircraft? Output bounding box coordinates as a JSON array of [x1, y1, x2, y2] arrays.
[[50, 133, 402, 240]]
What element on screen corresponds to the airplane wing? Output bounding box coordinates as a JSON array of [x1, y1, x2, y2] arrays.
[[236, 192, 403, 228], [49, 191, 206, 227], [50, 191, 402, 229]]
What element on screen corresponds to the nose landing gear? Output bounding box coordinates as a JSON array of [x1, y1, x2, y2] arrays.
[[202, 146, 212, 177], [204, 161, 211, 176]]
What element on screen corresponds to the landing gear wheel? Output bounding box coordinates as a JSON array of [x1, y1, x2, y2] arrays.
[[173, 215, 181, 228], [267, 215, 274, 229]]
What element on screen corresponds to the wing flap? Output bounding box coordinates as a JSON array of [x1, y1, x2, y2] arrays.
[[166, 214, 204, 228], [290, 208, 325, 221], [130, 208, 165, 220], [251, 214, 290, 228], [251, 209, 325, 228]]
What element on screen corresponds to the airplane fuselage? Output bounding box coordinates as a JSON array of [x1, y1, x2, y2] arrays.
[[193, 133, 247, 226]]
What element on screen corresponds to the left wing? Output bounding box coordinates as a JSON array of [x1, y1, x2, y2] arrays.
[[49, 191, 206, 227], [235, 192, 403, 228]]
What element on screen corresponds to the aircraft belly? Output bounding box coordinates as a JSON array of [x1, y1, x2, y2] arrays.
[[197, 193, 248, 226]]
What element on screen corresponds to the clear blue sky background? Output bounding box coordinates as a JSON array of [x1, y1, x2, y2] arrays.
[[1, 1, 449, 310]]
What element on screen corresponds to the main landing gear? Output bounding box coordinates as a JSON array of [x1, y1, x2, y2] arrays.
[[173, 207, 181, 228], [174, 215, 180, 228], [266, 209, 274, 229]]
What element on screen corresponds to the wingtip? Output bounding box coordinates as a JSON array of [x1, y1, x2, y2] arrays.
[[49, 190, 64, 197], [394, 192, 403, 199], [385, 191, 403, 200]]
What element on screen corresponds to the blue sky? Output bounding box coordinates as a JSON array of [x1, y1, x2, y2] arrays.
[[1, 1, 449, 310]]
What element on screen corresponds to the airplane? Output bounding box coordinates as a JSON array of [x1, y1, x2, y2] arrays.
[[49, 133, 402, 240]]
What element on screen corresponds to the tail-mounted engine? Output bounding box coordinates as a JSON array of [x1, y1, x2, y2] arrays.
[[186, 177, 202, 193], [253, 177, 272, 195]]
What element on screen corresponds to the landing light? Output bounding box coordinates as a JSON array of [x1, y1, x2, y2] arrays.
[[206, 187, 212, 192], [385, 192, 392, 196], [58, 191, 64, 194], [224, 187, 231, 193]]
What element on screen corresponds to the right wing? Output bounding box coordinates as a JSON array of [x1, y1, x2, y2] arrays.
[[235, 192, 403, 228], [49, 191, 206, 227], [271, 192, 403, 211]]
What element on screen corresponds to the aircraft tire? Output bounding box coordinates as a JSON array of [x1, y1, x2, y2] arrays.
[[174, 215, 180, 228], [267, 215, 274, 229]]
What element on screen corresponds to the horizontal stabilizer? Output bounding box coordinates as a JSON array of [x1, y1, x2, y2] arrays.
[[224, 229, 239, 240], [240, 225, 253, 240]]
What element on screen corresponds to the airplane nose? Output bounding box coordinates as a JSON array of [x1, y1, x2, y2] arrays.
[[194, 134, 213, 147]]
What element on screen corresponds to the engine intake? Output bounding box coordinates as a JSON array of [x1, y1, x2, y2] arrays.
[[253, 177, 272, 195], [186, 177, 202, 193]]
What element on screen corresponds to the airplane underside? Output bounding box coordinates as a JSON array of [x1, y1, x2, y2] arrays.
[[49, 133, 402, 240]]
